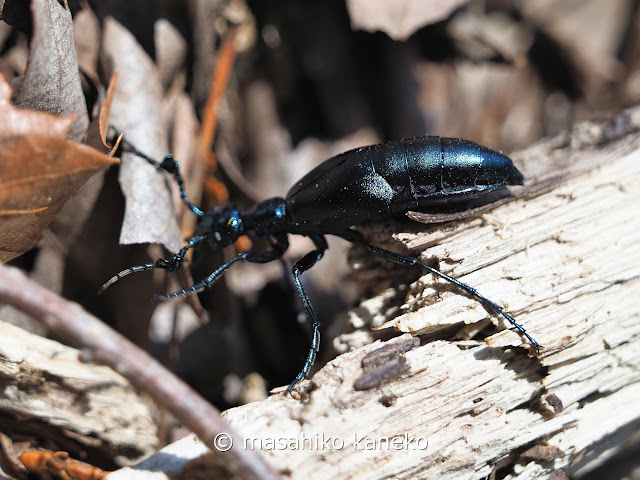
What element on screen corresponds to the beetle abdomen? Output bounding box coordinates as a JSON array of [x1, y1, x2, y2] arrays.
[[389, 137, 524, 214], [285, 136, 523, 233]]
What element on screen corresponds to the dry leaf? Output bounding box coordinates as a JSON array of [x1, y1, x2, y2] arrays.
[[19, 449, 109, 480], [73, 1, 101, 84], [101, 17, 182, 253], [154, 18, 187, 90], [10, 0, 89, 142], [0, 75, 117, 263], [84, 71, 118, 153], [345, 0, 469, 40]]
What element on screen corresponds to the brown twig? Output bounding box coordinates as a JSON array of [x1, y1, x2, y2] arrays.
[[0, 264, 282, 480], [198, 24, 239, 207], [200, 24, 238, 155]]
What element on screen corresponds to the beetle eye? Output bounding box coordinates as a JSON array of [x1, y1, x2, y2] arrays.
[[226, 214, 240, 229]]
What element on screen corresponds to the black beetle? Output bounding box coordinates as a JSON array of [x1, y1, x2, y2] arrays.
[[101, 135, 539, 392]]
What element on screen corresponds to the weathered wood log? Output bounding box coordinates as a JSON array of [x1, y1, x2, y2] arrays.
[[110, 109, 640, 480], [0, 320, 158, 465], [0, 268, 281, 480]]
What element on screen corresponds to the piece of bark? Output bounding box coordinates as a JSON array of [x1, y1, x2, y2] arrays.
[[106, 109, 640, 479], [0, 320, 157, 464]]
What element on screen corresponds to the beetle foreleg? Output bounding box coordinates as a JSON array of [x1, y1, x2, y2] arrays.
[[287, 234, 328, 393], [338, 230, 541, 351], [155, 235, 289, 301]]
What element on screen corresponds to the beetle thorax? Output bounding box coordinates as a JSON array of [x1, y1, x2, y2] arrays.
[[244, 197, 287, 236]]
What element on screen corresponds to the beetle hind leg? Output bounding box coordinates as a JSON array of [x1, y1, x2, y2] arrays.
[[337, 229, 541, 351]]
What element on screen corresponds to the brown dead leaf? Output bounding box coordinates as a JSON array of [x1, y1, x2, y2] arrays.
[[0, 75, 118, 263], [19, 449, 109, 480], [84, 71, 118, 153], [10, 0, 89, 142], [101, 17, 182, 253], [345, 0, 469, 40], [73, 1, 101, 84], [41, 72, 120, 265]]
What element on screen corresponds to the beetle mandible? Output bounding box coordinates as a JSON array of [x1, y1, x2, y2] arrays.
[[101, 135, 540, 392]]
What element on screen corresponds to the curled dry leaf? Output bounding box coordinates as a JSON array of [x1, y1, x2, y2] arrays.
[[0, 75, 118, 263], [154, 18, 187, 90], [19, 449, 109, 480], [345, 0, 469, 40], [73, 1, 101, 84], [84, 71, 118, 154], [10, 0, 89, 142]]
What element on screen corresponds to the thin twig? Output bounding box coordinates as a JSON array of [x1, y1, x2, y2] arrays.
[[198, 24, 239, 207], [200, 24, 238, 157], [0, 264, 282, 480]]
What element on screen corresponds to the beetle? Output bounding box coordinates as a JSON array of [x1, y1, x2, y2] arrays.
[[101, 135, 540, 392]]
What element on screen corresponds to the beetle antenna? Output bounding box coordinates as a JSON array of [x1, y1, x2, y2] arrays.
[[113, 132, 204, 216], [154, 241, 288, 301], [99, 236, 207, 294], [99, 263, 157, 294]]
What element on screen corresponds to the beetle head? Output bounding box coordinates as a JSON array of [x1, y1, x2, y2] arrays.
[[197, 204, 243, 248]]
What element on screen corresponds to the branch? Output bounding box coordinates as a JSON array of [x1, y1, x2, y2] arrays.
[[0, 264, 281, 480]]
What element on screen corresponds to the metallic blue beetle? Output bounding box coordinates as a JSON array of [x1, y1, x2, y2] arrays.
[[102, 135, 538, 392]]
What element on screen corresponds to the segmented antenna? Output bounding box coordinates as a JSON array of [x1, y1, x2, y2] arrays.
[[112, 131, 204, 216], [99, 264, 156, 294]]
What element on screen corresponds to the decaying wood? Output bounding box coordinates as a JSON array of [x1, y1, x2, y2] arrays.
[[0, 267, 282, 480], [0, 320, 157, 463], [107, 108, 640, 480]]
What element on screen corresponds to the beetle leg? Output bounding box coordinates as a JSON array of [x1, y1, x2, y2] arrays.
[[337, 229, 541, 351], [99, 236, 207, 294], [155, 234, 289, 300], [287, 234, 329, 393]]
